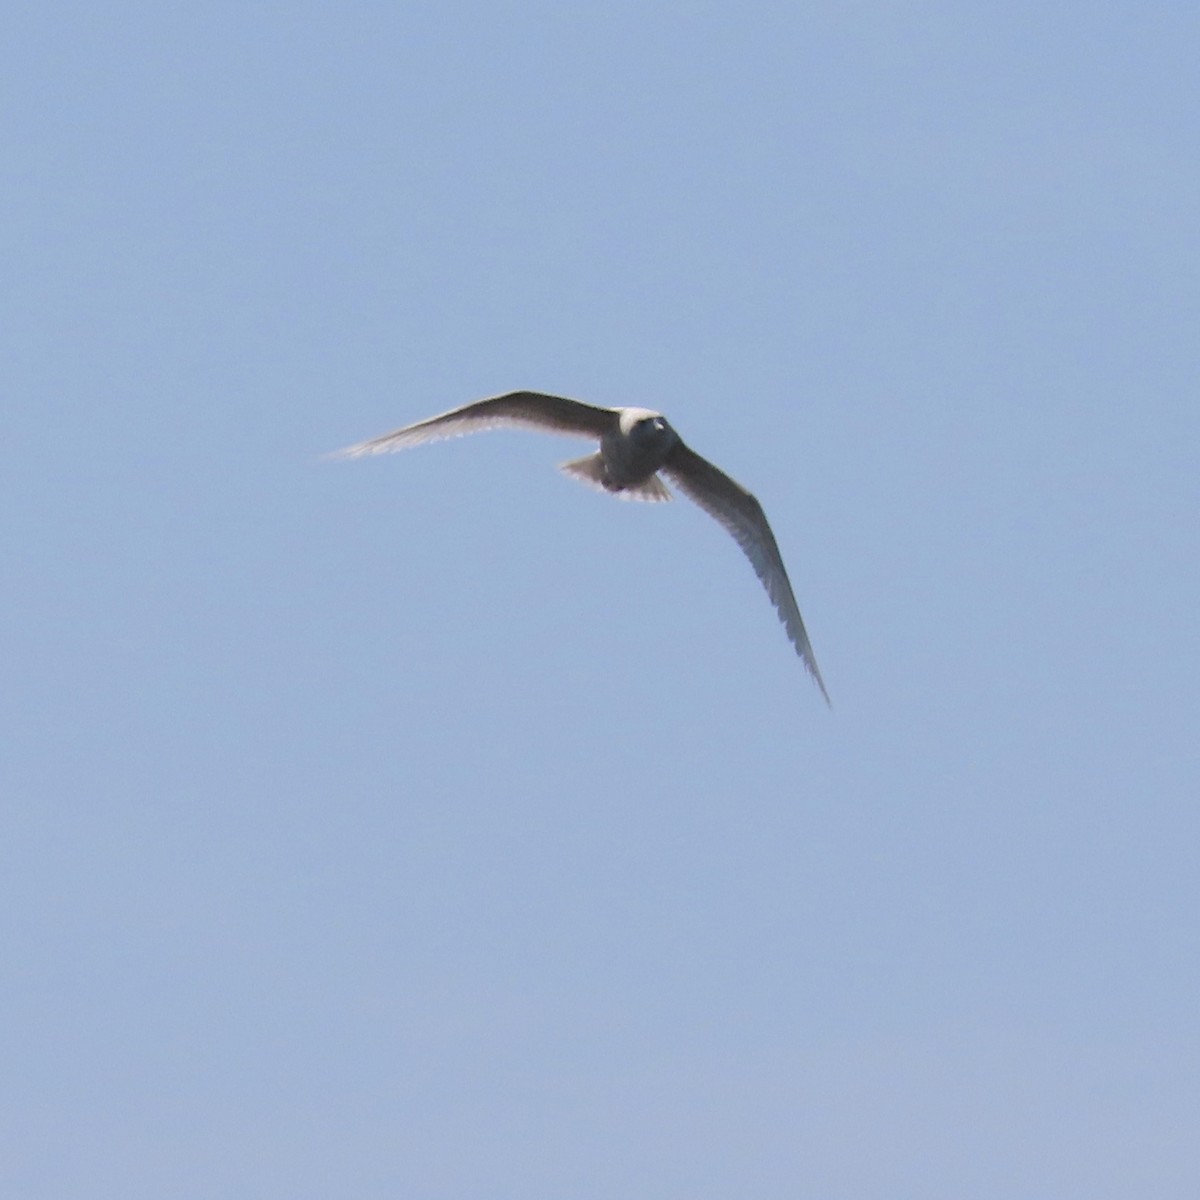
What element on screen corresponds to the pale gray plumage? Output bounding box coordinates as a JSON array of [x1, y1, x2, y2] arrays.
[[335, 390, 830, 703]]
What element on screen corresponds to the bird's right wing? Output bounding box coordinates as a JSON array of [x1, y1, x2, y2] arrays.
[[333, 391, 619, 457]]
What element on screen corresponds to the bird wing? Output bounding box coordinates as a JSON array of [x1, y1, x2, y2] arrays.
[[661, 442, 830, 704], [333, 391, 619, 457]]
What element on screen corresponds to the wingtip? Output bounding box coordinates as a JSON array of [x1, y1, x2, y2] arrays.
[[325, 438, 395, 460], [807, 661, 833, 708]]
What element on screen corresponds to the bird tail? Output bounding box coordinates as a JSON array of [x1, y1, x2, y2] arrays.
[[559, 454, 672, 502]]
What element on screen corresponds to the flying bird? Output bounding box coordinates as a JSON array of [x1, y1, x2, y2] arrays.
[[335, 391, 830, 703]]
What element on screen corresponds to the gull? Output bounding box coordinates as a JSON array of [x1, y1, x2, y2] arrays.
[[335, 391, 830, 703]]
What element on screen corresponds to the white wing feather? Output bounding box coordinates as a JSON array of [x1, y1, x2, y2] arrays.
[[334, 391, 618, 457]]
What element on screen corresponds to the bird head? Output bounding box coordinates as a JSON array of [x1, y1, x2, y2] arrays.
[[623, 409, 676, 447]]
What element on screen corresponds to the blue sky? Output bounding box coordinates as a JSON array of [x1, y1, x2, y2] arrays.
[[5, 2, 1199, 1196]]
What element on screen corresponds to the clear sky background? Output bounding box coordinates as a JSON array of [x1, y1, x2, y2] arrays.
[[5, 3, 1199, 1196]]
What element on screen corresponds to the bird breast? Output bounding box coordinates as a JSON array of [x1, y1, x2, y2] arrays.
[[601, 409, 678, 488]]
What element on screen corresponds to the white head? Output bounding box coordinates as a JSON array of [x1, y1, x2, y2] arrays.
[[619, 407, 676, 446]]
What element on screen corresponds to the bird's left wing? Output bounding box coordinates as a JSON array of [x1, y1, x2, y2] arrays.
[[333, 391, 618, 457], [662, 442, 830, 704]]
